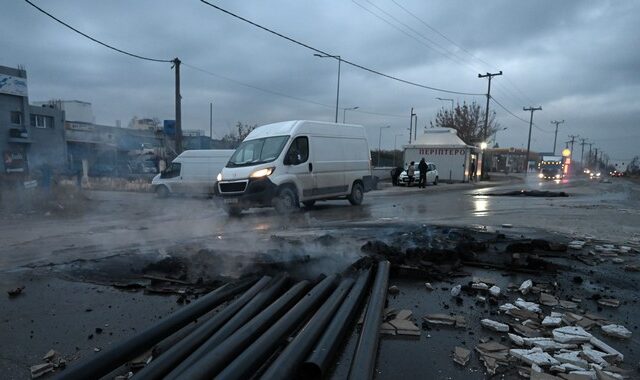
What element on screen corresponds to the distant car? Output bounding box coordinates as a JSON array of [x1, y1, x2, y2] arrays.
[[610, 170, 625, 177], [398, 162, 439, 186]]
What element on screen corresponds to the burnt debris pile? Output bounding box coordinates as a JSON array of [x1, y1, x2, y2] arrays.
[[47, 260, 392, 380], [361, 226, 568, 280]]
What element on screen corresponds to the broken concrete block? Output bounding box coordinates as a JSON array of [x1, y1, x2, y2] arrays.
[[531, 372, 564, 380], [562, 312, 584, 325], [554, 351, 590, 369], [481, 319, 509, 332], [600, 324, 632, 339], [388, 285, 399, 295], [388, 319, 421, 336], [564, 370, 597, 380], [395, 309, 412, 320], [42, 350, 58, 362], [597, 298, 620, 308], [559, 300, 579, 309], [589, 336, 623, 361], [499, 303, 519, 312], [30, 363, 54, 379], [581, 347, 611, 367], [523, 337, 577, 351], [480, 355, 499, 375], [509, 333, 525, 346], [595, 368, 624, 380], [576, 317, 597, 330], [472, 282, 489, 290], [507, 308, 540, 321], [552, 326, 592, 344], [515, 298, 542, 313], [542, 316, 563, 327], [520, 279, 533, 295], [422, 313, 466, 328], [424, 282, 434, 291], [489, 285, 501, 297], [540, 292, 559, 306], [380, 322, 397, 335], [453, 346, 471, 366], [476, 295, 486, 303], [450, 284, 461, 297], [510, 347, 560, 366]]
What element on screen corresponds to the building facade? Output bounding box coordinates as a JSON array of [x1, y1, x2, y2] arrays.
[[0, 65, 67, 178]]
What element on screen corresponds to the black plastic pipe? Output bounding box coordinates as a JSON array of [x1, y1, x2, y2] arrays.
[[217, 274, 339, 380], [299, 268, 372, 380], [260, 276, 354, 380], [133, 276, 272, 380], [348, 261, 390, 380], [175, 280, 310, 380], [164, 275, 289, 379], [53, 278, 256, 380]]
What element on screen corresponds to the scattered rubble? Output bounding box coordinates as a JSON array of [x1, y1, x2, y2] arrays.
[[381, 309, 421, 336], [489, 285, 501, 297], [424, 282, 433, 291], [453, 346, 471, 366], [519, 279, 533, 295], [423, 313, 467, 328], [600, 324, 632, 339], [450, 284, 461, 297], [510, 347, 560, 367], [7, 285, 25, 298], [388, 285, 400, 295], [552, 326, 592, 344], [597, 298, 620, 308], [481, 319, 510, 332], [30, 363, 54, 379]]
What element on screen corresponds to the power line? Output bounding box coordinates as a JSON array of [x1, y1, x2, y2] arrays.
[[183, 62, 406, 119], [198, 0, 483, 96], [489, 96, 553, 133], [388, 0, 535, 106], [23, 0, 172, 63]]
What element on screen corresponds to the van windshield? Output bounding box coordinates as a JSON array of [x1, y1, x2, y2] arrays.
[[227, 136, 289, 167]]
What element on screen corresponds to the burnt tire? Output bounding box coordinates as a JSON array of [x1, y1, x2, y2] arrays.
[[155, 185, 169, 198], [348, 182, 364, 206], [274, 187, 298, 214], [302, 200, 316, 208]]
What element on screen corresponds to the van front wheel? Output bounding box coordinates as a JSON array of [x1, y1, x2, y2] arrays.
[[348, 182, 364, 205], [274, 187, 298, 214]]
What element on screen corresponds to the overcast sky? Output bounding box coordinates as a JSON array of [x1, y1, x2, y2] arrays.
[[3, 0, 639, 164]]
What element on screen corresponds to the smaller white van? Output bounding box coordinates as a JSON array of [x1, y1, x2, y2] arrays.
[[152, 149, 235, 197], [215, 120, 373, 215]]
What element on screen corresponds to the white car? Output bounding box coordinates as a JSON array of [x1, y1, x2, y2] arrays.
[[399, 163, 439, 186]]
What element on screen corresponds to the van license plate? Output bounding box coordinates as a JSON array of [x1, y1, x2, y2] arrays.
[[224, 198, 238, 204]]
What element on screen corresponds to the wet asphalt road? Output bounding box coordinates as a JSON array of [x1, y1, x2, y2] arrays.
[[1, 175, 640, 379]]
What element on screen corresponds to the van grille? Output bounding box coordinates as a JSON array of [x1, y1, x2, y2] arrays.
[[219, 181, 247, 194]]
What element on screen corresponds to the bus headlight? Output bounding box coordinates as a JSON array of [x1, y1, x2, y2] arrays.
[[250, 167, 274, 178]]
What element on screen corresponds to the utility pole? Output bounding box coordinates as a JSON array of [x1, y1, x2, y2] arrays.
[[594, 148, 599, 171], [409, 108, 415, 143], [550, 120, 564, 155], [567, 134, 578, 165], [579, 138, 588, 166], [209, 102, 213, 148], [172, 58, 183, 154], [478, 71, 502, 179], [523, 106, 542, 174]]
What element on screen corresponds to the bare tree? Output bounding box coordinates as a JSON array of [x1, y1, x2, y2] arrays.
[[221, 121, 258, 148], [429, 101, 499, 145]]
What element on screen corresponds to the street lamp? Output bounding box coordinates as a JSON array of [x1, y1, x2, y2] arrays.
[[378, 125, 390, 167], [436, 97, 454, 113], [394, 133, 404, 167], [314, 53, 341, 123], [342, 106, 359, 123]]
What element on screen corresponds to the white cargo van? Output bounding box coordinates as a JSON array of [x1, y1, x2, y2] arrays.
[[152, 149, 235, 197], [216, 120, 373, 215]]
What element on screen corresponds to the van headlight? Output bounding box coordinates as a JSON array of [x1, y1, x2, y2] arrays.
[[250, 167, 275, 178], [538, 173, 544, 179], [216, 173, 222, 181], [555, 174, 561, 179]]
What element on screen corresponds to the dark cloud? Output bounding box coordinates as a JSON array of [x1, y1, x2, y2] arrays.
[[2, 0, 639, 160]]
